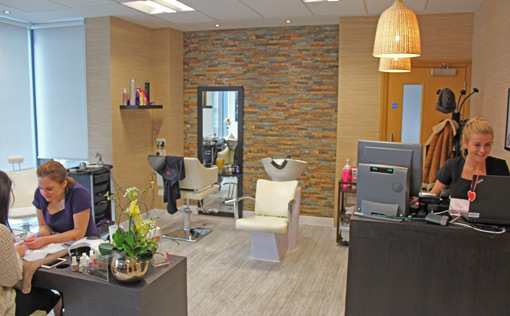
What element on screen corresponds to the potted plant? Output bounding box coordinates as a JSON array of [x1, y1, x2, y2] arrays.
[[99, 184, 159, 284]]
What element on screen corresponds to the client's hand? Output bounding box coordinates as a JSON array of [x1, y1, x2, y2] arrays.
[[15, 242, 27, 257], [24, 235, 49, 250]]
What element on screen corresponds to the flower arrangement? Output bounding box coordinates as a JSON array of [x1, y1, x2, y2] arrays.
[[99, 184, 158, 261]]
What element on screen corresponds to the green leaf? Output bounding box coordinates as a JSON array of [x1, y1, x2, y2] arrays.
[[125, 235, 135, 248], [134, 246, 146, 255]]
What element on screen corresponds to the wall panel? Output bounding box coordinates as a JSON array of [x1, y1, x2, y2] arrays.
[[472, 0, 510, 162], [184, 25, 339, 217]]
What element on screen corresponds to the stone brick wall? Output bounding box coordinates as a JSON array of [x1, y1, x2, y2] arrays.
[[183, 25, 338, 217]]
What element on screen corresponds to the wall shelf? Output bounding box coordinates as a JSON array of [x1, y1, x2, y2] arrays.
[[120, 105, 162, 109]]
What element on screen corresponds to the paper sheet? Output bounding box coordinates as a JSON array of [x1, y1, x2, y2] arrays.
[[449, 198, 470, 216], [23, 243, 67, 262]]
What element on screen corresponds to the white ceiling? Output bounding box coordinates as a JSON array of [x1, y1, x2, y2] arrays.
[[0, 0, 484, 32]]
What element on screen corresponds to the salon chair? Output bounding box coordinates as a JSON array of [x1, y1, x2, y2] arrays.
[[232, 179, 299, 261], [217, 146, 234, 164], [170, 157, 219, 242], [6, 168, 38, 231]]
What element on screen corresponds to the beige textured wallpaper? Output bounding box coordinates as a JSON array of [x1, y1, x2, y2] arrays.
[[472, 0, 510, 162], [85, 17, 184, 217], [85, 17, 113, 165], [335, 13, 474, 221]]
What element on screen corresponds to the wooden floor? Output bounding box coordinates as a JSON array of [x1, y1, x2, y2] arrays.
[[149, 209, 348, 316]]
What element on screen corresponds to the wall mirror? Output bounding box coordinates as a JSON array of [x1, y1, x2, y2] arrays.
[[197, 86, 244, 217]]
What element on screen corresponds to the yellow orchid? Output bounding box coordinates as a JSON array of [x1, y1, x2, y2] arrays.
[[136, 218, 157, 235], [125, 199, 141, 219]]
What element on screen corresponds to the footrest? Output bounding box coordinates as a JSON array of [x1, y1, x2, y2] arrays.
[[162, 228, 212, 243]]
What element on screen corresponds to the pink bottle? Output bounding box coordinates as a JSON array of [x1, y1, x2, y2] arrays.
[[342, 159, 352, 189], [351, 162, 358, 189]]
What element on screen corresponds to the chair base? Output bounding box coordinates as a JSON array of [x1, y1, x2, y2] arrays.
[[251, 231, 287, 262], [241, 186, 302, 261], [161, 201, 213, 242], [162, 227, 212, 243]]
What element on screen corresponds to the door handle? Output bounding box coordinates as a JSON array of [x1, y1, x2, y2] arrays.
[[389, 133, 394, 142]]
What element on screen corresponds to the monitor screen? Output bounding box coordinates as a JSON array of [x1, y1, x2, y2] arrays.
[[357, 140, 423, 197]]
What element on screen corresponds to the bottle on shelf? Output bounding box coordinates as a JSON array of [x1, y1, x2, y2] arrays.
[[145, 80, 150, 104], [136, 87, 140, 105], [123, 88, 127, 105], [130, 78, 135, 106], [342, 159, 352, 189], [351, 161, 358, 190]]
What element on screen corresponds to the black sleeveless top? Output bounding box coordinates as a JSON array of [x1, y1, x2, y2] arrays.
[[435, 156, 510, 199]]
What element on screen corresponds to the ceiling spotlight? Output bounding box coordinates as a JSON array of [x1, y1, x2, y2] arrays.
[[215, 24, 220, 28], [285, 20, 291, 24], [3, 10, 11, 14]]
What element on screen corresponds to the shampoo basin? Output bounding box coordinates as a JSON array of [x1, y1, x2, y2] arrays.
[[261, 158, 307, 181]]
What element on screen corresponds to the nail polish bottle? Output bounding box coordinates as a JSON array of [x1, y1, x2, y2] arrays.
[[79, 255, 86, 272], [89, 250, 95, 270], [71, 256, 78, 272]]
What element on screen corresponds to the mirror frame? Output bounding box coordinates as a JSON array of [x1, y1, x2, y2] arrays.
[[197, 85, 244, 217]]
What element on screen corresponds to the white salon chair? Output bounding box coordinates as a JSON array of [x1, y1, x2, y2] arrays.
[[6, 168, 38, 231], [217, 146, 235, 164], [233, 179, 299, 262], [164, 157, 219, 242]]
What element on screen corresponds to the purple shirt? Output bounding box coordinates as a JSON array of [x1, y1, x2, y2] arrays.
[[32, 183, 99, 237]]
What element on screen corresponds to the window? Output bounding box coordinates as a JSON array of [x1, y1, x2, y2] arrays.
[[0, 20, 35, 171], [33, 23, 88, 161]]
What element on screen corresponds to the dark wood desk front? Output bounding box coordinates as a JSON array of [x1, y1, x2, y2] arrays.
[[32, 255, 187, 316], [345, 217, 510, 316]]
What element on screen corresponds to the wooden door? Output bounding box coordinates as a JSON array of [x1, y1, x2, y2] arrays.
[[380, 61, 471, 145]]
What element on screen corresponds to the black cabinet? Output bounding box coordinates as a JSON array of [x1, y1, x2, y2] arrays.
[[67, 165, 113, 235]]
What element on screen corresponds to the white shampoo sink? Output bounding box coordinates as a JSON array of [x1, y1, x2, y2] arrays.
[[261, 158, 307, 181]]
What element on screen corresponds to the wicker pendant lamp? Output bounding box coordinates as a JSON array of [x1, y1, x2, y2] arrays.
[[373, 0, 421, 58], [379, 57, 411, 73]]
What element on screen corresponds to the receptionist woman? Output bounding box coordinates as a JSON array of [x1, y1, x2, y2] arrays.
[[430, 117, 510, 199], [24, 161, 99, 250]]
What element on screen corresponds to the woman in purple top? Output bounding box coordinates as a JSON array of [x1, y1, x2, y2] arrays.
[[24, 161, 99, 250]]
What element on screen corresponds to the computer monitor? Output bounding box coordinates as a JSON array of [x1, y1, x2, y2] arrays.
[[357, 140, 422, 196], [357, 140, 423, 217]]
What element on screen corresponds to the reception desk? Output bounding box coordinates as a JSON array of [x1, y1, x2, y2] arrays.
[[345, 217, 510, 316], [32, 255, 187, 316]]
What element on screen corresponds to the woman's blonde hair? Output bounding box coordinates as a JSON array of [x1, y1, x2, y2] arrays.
[[37, 161, 75, 194], [461, 117, 494, 156]]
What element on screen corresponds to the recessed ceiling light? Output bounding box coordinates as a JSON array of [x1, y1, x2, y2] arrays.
[[3, 10, 11, 14], [215, 24, 220, 28], [122, 1, 176, 14], [303, 0, 339, 2], [285, 20, 291, 24], [160, 0, 194, 12]]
